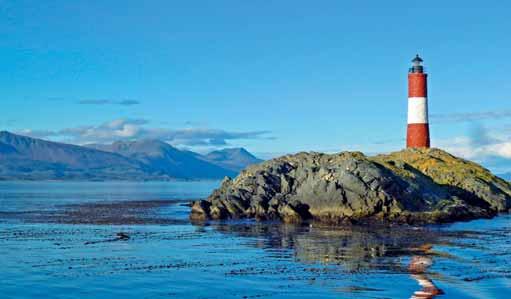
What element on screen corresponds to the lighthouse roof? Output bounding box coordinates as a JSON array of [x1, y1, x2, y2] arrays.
[[412, 54, 423, 63]]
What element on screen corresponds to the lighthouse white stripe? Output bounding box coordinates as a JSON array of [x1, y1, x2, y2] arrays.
[[407, 97, 428, 124]]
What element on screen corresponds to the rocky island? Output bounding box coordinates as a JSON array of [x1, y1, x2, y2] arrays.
[[190, 148, 511, 224]]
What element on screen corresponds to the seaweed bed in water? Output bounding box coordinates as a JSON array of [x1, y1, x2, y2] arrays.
[[2, 198, 511, 299], [0, 200, 191, 225]]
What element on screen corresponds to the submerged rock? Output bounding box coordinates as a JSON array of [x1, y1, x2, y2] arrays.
[[190, 148, 511, 224]]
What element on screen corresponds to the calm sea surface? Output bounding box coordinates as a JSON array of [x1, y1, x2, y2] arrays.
[[1, 181, 510, 299]]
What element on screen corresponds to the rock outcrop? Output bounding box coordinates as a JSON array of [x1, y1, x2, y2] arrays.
[[190, 148, 511, 224]]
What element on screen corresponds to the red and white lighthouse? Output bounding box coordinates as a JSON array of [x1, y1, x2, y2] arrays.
[[406, 54, 430, 148]]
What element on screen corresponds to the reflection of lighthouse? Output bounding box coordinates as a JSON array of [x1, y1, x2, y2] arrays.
[[407, 54, 430, 148]]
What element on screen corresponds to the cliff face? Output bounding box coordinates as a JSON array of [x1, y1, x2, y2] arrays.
[[190, 148, 511, 224]]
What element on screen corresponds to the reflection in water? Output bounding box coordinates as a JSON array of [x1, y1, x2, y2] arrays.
[[2, 183, 511, 299], [409, 254, 444, 299], [208, 222, 466, 296]]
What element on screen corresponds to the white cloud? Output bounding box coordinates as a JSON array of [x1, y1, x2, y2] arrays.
[[436, 126, 511, 161], [17, 118, 272, 147]]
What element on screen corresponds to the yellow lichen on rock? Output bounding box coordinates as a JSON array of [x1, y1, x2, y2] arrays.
[[372, 148, 511, 211]]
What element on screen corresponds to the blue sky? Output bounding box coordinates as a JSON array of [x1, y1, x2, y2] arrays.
[[1, 1, 511, 170]]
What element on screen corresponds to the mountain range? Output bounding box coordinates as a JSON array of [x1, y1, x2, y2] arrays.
[[0, 131, 262, 181]]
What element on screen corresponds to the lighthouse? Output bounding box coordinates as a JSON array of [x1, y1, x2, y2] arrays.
[[406, 54, 430, 148]]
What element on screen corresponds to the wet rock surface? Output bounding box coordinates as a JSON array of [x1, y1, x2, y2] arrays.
[[191, 148, 511, 224]]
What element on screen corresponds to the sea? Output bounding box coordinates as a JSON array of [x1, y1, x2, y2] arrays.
[[1, 181, 510, 299]]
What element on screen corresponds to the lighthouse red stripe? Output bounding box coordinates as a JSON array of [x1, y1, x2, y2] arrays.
[[408, 73, 428, 97], [406, 123, 430, 148]]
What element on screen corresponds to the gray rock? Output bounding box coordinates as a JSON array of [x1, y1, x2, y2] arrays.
[[190, 149, 511, 224]]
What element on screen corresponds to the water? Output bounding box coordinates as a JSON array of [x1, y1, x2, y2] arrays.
[[1, 181, 510, 299]]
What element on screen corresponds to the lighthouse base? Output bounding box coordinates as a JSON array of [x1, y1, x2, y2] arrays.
[[407, 123, 430, 148]]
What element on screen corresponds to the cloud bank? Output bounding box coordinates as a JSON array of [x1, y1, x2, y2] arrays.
[[436, 125, 511, 171], [18, 119, 271, 147]]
